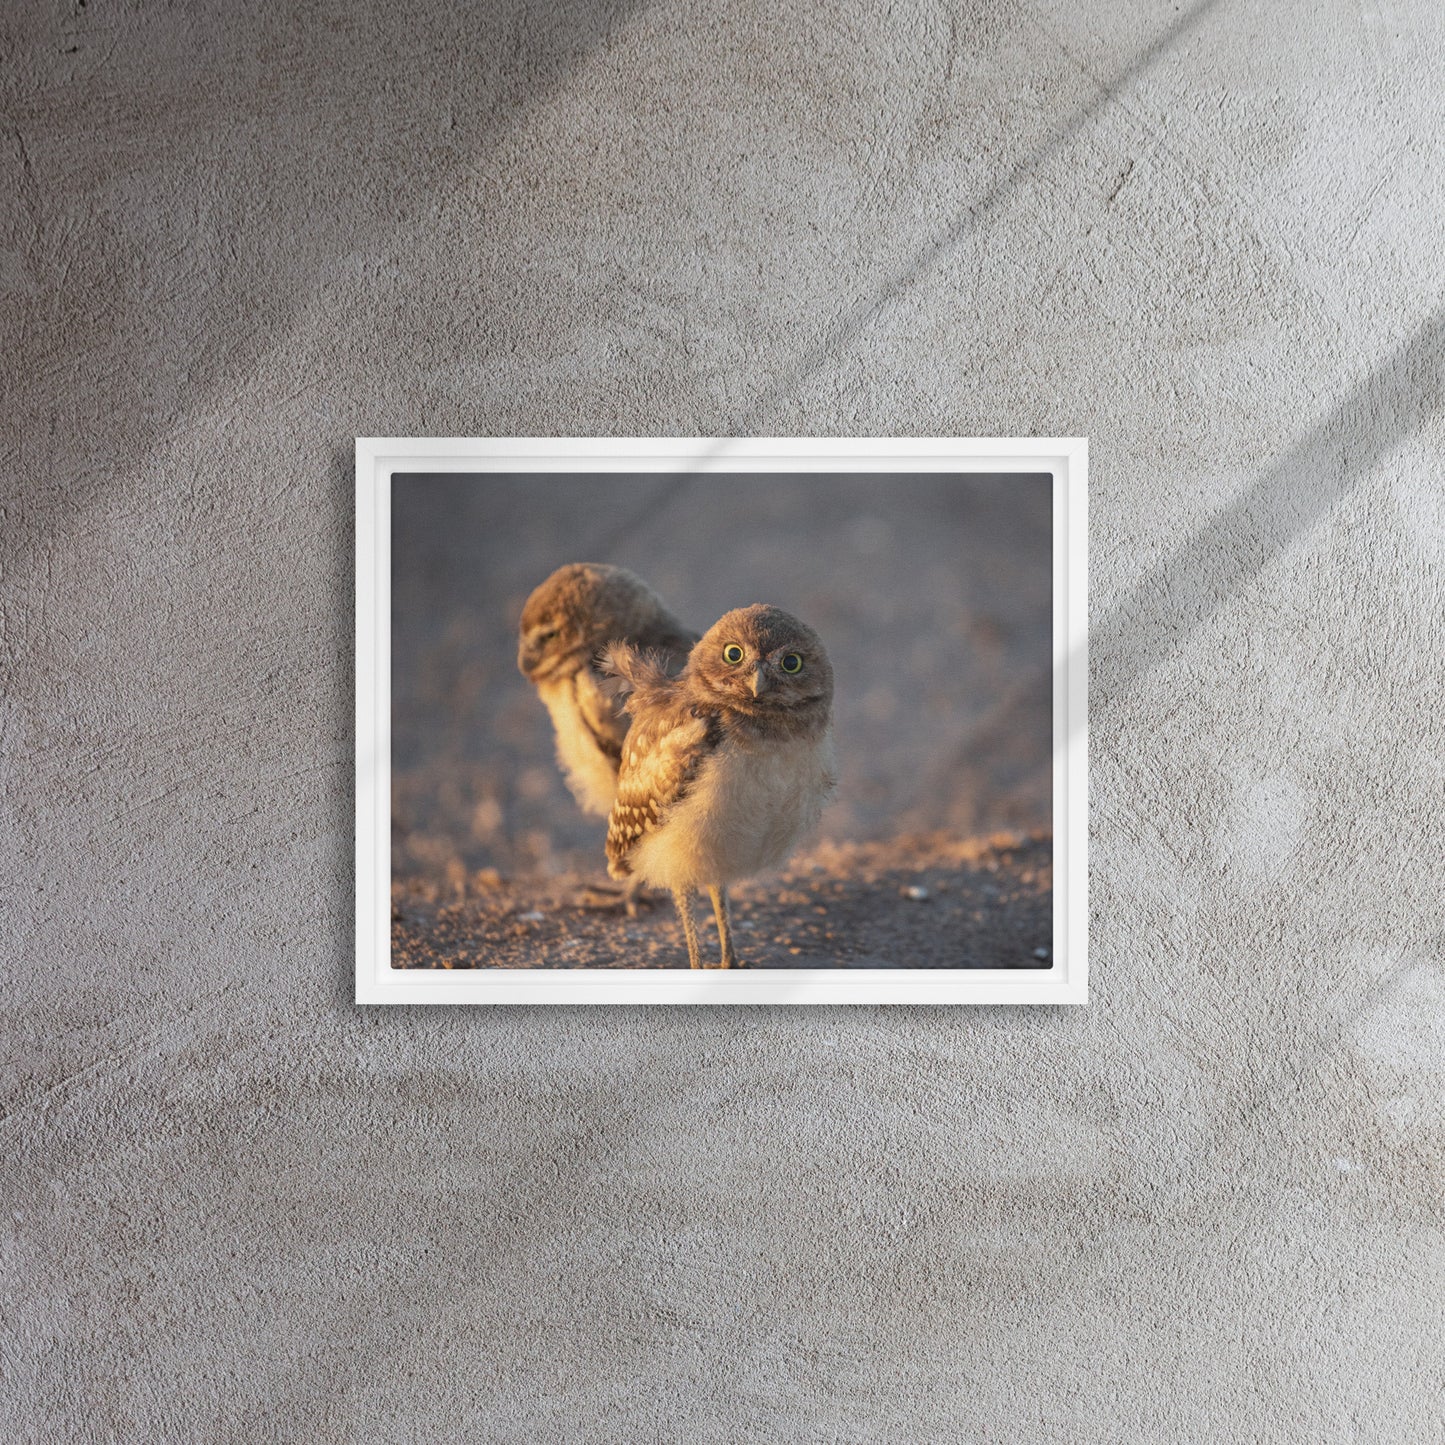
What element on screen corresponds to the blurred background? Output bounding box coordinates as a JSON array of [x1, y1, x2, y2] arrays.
[[392, 471, 1053, 884]]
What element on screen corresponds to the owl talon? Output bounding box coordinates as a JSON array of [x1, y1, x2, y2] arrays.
[[572, 886, 626, 912], [571, 880, 657, 916]]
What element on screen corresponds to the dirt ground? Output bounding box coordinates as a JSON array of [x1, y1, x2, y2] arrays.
[[391, 472, 1054, 971], [393, 831, 1052, 970]]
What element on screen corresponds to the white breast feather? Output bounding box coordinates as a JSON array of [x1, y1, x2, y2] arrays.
[[630, 729, 836, 892], [537, 675, 621, 819]]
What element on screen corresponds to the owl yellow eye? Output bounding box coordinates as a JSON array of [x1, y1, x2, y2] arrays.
[[722, 644, 744, 665], [780, 653, 803, 674]]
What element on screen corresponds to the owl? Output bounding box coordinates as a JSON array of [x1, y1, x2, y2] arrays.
[[603, 604, 837, 969], [518, 563, 696, 818]]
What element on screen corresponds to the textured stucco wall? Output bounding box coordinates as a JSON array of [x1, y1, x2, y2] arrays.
[[3, 1, 1443, 1440]]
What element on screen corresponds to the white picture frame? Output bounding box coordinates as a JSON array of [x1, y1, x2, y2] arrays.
[[357, 437, 1087, 1005]]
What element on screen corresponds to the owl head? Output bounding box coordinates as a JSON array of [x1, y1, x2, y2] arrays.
[[518, 563, 674, 681], [688, 604, 833, 737]]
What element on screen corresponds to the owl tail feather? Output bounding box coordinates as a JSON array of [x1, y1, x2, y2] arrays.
[[598, 642, 677, 716]]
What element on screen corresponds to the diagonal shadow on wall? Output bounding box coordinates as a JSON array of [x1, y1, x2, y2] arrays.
[[722, 0, 1228, 434], [1, 0, 649, 586], [1089, 307, 1445, 733]]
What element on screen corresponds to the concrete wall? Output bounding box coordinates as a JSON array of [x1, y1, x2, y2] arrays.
[[4, 0, 1441, 1439]]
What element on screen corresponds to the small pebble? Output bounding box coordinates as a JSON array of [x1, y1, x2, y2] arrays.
[[518, 910, 544, 923], [903, 885, 930, 902]]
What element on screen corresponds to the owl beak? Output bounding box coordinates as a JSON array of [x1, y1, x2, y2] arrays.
[[749, 664, 770, 697]]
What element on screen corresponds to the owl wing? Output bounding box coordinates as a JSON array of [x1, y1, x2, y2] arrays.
[[573, 666, 627, 767], [575, 620, 698, 771], [627, 618, 700, 676], [605, 707, 718, 879]]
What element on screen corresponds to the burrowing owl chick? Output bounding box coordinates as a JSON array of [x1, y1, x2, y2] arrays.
[[604, 604, 837, 969], [518, 563, 696, 819]]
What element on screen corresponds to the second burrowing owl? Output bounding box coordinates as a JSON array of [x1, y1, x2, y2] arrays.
[[517, 563, 696, 818], [603, 604, 837, 969]]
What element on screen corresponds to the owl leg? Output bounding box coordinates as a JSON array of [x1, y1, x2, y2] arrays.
[[673, 888, 702, 970], [708, 885, 738, 969]]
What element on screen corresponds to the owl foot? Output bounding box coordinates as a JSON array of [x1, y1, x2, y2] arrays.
[[571, 879, 655, 918]]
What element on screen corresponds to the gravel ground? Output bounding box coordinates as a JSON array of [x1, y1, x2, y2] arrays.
[[392, 831, 1052, 970]]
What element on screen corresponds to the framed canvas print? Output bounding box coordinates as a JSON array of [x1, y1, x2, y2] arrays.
[[356, 438, 1087, 1004]]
